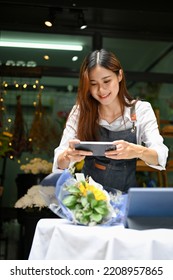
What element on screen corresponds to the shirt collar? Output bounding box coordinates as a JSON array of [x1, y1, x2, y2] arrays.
[[124, 106, 132, 121]]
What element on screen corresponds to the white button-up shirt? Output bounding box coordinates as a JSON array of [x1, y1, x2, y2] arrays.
[[52, 100, 169, 172]]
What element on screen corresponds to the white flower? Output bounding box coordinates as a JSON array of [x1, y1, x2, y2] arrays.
[[20, 158, 53, 174], [15, 194, 34, 209], [14, 185, 56, 210], [27, 185, 41, 196]]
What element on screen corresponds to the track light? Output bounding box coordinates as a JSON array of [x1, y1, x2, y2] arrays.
[[78, 11, 87, 30], [45, 9, 56, 27]]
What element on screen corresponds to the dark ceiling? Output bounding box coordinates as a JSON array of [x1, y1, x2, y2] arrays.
[[0, 0, 173, 40], [0, 0, 173, 85]]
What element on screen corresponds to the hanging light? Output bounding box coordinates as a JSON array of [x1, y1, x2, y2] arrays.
[[78, 11, 87, 30]]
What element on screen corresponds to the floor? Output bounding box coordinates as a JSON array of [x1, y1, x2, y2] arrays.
[[0, 219, 21, 260], [0, 206, 59, 260]]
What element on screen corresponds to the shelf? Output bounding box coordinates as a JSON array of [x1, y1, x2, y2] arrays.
[[136, 159, 173, 187], [136, 160, 163, 187], [161, 133, 173, 138], [136, 160, 160, 172]]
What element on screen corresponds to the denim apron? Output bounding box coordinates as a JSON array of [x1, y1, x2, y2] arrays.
[[82, 105, 137, 193]]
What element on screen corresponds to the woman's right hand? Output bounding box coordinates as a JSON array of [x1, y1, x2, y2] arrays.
[[66, 139, 93, 162], [58, 139, 92, 169]]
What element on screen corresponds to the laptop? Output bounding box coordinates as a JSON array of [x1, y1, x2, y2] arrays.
[[124, 187, 173, 230]]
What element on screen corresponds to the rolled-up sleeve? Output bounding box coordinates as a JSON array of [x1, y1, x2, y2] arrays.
[[136, 101, 169, 170], [52, 105, 79, 172]]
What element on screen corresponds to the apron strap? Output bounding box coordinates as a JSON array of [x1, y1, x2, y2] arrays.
[[130, 100, 138, 131]]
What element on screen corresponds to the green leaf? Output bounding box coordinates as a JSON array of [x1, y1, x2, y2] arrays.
[[86, 191, 95, 202], [97, 200, 107, 206], [83, 209, 93, 217], [81, 180, 86, 185], [90, 212, 103, 223], [94, 205, 109, 216], [80, 196, 88, 207], [67, 186, 80, 195], [75, 210, 90, 224], [75, 203, 82, 210], [90, 198, 98, 208], [75, 210, 83, 220], [79, 215, 90, 225], [62, 195, 77, 208]]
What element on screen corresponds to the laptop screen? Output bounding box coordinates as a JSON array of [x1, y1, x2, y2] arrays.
[[124, 188, 173, 230]]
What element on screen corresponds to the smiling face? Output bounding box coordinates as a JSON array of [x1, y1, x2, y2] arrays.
[[89, 65, 122, 105]]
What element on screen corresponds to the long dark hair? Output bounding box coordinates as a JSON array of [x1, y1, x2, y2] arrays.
[[75, 49, 133, 140]]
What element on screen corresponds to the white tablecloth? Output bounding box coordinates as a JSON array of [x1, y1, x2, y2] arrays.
[[29, 218, 173, 260]]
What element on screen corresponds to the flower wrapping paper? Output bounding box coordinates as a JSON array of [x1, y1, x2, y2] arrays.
[[46, 169, 127, 226]]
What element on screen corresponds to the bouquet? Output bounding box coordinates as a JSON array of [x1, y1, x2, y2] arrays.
[[44, 169, 126, 226], [60, 174, 113, 226]]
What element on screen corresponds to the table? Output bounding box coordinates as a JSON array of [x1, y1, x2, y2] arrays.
[[29, 218, 173, 260]]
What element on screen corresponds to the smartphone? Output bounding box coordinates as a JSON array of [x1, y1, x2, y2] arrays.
[[74, 141, 116, 156]]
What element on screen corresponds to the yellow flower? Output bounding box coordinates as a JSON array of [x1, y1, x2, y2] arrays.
[[74, 159, 84, 172], [79, 181, 107, 201]]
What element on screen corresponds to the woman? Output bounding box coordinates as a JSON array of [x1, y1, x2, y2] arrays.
[[52, 49, 168, 193]]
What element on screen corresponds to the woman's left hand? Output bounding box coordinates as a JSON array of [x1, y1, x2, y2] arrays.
[[105, 140, 137, 160]]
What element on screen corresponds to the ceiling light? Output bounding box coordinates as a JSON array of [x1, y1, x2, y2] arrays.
[[72, 56, 78, 61], [44, 55, 50, 60], [78, 11, 87, 30], [0, 41, 83, 51], [0, 31, 83, 51]]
